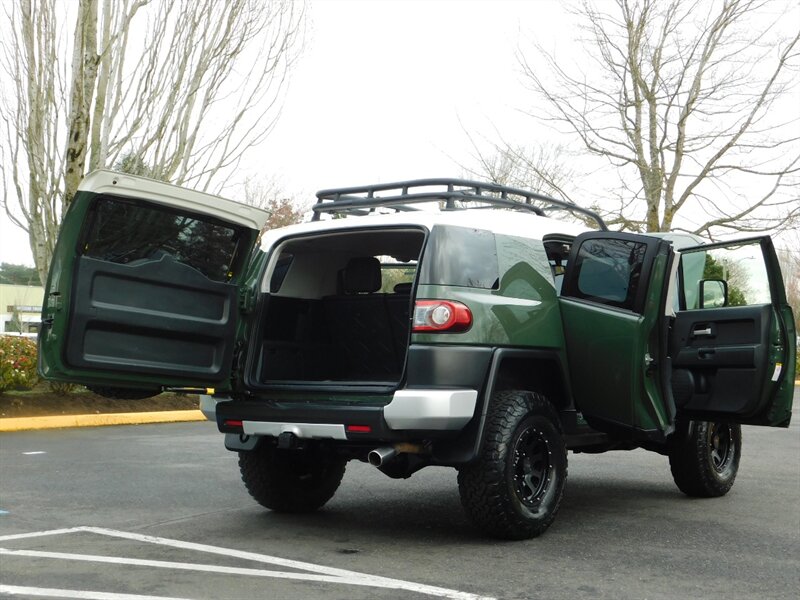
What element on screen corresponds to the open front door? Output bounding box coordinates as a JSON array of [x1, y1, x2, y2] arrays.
[[670, 237, 795, 427], [39, 170, 269, 393], [559, 232, 676, 439]]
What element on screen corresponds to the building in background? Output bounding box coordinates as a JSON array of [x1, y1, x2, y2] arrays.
[[0, 283, 44, 337]]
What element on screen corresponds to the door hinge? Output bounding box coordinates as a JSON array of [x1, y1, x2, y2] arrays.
[[644, 353, 654, 368], [239, 288, 256, 314], [231, 341, 245, 380]]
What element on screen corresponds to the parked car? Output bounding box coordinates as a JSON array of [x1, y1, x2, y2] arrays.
[[39, 170, 797, 539]]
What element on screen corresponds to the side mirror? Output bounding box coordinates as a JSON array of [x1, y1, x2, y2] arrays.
[[699, 279, 727, 308]]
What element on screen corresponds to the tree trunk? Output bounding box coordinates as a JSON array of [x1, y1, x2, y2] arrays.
[[64, 0, 99, 208]]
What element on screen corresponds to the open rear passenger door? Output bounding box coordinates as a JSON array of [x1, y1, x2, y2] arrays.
[[558, 232, 677, 440], [38, 170, 269, 394]]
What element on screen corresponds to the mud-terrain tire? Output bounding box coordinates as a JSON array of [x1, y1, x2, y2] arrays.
[[238, 444, 347, 513], [458, 390, 567, 539], [669, 420, 741, 497]]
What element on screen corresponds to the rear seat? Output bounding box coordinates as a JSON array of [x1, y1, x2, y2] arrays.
[[323, 257, 399, 380], [385, 281, 412, 360]]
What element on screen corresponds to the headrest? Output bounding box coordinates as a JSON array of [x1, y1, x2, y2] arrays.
[[342, 257, 381, 294]]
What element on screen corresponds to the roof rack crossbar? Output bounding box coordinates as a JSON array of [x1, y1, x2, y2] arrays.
[[312, 178, 607, 230]]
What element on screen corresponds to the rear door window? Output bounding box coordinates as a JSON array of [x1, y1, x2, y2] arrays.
[[82, 196, 248, 282]]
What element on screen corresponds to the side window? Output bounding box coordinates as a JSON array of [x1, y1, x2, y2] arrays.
[[571, 238, 648, 311], [418, 226, 499, 289], [680, 240, 772, 309], [82, 196, 247, 282], [269, 253, 294, 292], [379, 262, 416, 293]]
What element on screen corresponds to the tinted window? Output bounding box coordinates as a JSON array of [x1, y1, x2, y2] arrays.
[[82, 196, 245, 282], [270, 254, 294, 292], [573, 238, 648, 310], [419, 226, 499, 289]]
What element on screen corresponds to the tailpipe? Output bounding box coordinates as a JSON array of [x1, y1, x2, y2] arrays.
[[368, 447, 397, 467]]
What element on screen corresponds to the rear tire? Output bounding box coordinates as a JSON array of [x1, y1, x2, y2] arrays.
[[238, 444, 346, 513], [458, 390, 567, 539], [668, 420, 741, 497]]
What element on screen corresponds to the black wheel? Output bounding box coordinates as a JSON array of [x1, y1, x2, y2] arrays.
[[87, 386, 160, 400], [238, 444, 346, 513], [457, 390, 567, 539], [668, 420, 741, 498]]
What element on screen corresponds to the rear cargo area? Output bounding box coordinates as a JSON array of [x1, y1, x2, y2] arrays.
[[253, 227, 425, 384]]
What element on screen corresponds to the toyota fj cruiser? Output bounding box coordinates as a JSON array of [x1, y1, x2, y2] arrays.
[[39, 170, 796, 539]]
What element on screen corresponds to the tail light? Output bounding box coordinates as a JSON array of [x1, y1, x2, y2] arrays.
[[412, 300, 472, 332]]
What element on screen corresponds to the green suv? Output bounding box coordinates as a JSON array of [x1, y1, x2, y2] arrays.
[[39, 170, 797, 539]]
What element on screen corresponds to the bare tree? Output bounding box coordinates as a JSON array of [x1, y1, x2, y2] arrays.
[[518, 0, 800, 236], [776, 232, 800, 319], [1, 0, 305, 283], [463, 137, 577, 202], [242, 175, 306, 231]]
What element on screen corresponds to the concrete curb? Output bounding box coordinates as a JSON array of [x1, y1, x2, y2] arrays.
[[0, 410, 206, 433]]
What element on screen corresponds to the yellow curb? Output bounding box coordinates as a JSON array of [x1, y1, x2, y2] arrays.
[[0, 410, 206, 432]]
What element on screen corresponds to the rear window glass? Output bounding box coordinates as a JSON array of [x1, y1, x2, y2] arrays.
[[573, 238, 648, 310], [419, 226, 499, 289], [82, 196, 246, 282]]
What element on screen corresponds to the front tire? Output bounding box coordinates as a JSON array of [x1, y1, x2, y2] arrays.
[[238, 444, 346, 513], [668, 420, 741, 497], [458, 390, 567, 540]]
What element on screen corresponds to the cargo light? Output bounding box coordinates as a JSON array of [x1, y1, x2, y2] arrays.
[[412, 300, 472, 333]]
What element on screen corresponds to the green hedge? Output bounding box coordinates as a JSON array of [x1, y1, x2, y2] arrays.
[[0, 335, 39, 393]]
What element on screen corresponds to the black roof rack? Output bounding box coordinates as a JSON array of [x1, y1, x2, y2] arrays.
[[312, 178, 607, 230]]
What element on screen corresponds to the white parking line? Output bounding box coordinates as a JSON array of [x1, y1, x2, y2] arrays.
[[0, 584, 191, 599], [0, 527, 495, 600]]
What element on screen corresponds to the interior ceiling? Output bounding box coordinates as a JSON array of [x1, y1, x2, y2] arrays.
[[283, 228, 425, 261]]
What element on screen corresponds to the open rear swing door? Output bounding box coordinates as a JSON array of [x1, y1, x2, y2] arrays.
[[559, 233, 795, 441], [38, 170, 270, 394]]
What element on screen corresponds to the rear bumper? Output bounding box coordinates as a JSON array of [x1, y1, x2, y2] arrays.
[[213, 388, 478, 443]]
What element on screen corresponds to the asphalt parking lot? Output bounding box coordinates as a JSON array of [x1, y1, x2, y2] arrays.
[[1, 388, 798, 600]]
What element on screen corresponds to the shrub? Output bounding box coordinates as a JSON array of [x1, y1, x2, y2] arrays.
[[49, 381, 77, 396], [0, 335, 39, 394]]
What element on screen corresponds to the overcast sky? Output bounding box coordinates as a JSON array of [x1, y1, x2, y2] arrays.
[[1, 0, 572, 266], [1, 0, 797, 266]]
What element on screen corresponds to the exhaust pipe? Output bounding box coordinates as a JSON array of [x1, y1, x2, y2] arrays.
[[368, 447, 397, 467], [368, 443, 426, 468]]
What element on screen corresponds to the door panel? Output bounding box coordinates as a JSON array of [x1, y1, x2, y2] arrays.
[[671, 305, 771, 415], [673, 236, 795, 426], [66, 256, 237, 380], [559, 300, 643, 427]]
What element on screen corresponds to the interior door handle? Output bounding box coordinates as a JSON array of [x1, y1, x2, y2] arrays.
[[693, 327, 712, 336]]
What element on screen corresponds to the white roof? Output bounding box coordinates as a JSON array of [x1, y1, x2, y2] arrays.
[[78, 170, 270, 231], [259, 208, 590, 252]]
